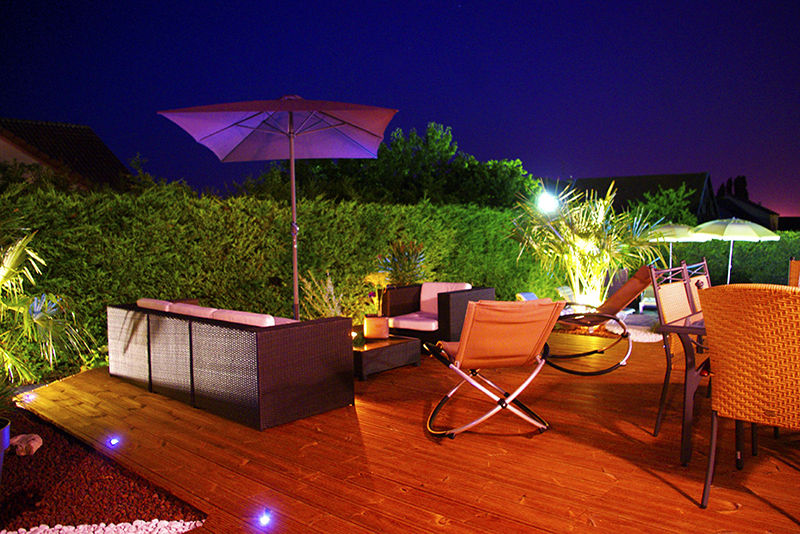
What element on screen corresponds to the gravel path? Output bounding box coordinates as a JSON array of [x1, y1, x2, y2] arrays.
[[0, 409, 206, 533]]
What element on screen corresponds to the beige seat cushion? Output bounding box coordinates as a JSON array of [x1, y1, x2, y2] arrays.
[[388, 311, 438, 331]]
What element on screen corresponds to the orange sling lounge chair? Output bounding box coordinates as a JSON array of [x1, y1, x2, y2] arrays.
[[423, 299, 565, 438], [548, 264, 651, 376]]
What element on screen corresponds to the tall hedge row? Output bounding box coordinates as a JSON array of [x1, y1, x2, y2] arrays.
[[3, 184, 548, 343]]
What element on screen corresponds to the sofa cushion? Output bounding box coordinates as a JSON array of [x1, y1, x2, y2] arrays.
[[169, 303, 218, 318], [388, 311, 439, 331], [136, 298, 172, 312], [274, 317, 300, 325], [211, 309, 275, 327], [419, 282, 472, 315]]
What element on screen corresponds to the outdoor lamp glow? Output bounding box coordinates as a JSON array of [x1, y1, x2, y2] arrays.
[[537, 191, 559, 214]]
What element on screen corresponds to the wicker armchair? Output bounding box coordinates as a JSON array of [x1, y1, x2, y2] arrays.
[[697, 284, 800, 508], [382, 283, 496, 343]]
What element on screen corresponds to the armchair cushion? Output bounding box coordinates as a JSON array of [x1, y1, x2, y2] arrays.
[[420, 282, 472, 314], [388, 311, 438, 331]]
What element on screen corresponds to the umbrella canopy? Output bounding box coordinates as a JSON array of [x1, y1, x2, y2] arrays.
[[159, 95, 398, 319], [692, 218, 780, 283], [648, 224, 711, 267]]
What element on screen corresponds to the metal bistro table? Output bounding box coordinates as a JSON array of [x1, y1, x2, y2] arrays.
[[657, 312, 709, 465]]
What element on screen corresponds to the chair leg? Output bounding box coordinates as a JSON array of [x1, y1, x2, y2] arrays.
[[654, 334, 673, 437], [426, 358, 549, 438], [774, 426, 780, 439], [751, 423, 758, 456], [701, 410, 719, 508], [735, 420, 744, 470]]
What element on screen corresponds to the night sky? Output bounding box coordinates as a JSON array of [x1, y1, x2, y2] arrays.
[[2, 2, 799, 214]]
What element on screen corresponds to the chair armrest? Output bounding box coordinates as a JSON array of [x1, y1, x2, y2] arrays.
[[438, 286, 496, 341], [382, 284, 422, 317]]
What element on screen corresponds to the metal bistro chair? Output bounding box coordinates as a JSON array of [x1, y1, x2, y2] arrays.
[[650, 259, 711, 436], [789, 257, 800, 287], [423, 299, 565, 438], [698, 284, 800, 508]]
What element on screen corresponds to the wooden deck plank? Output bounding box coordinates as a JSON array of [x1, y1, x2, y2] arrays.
[[17, 333, 800, 533]]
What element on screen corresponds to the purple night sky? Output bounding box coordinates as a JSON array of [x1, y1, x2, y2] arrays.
[[2, 2, 799, 214]]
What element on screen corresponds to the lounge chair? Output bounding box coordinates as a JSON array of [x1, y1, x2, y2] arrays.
[[547, 265, 651, 376], [423, 299, 564, 438]]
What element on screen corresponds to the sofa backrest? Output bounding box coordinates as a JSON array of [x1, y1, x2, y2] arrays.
[[136, 298, 172, 312], [420, 282, 472, 315], [211, 308, 275, 327], [170, 303, 218, 318]]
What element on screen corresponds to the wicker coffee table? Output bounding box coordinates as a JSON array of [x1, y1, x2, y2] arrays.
[[353, 332, 421, 380]]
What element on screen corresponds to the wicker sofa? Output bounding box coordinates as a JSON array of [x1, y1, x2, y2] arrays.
[[107, 299, 353, 430], [381, 283, 496, 343]]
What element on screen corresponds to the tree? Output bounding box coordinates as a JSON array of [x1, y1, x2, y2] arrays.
[[228, 123, 534, 207], [628, 183, 698, 226]]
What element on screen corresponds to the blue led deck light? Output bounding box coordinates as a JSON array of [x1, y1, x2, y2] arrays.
[[107, 436, 121, 447], [258, 509, 272, 527]]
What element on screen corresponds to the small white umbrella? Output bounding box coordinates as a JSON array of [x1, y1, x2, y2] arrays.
[[648, 224, 711, 268], [693, 218, 780, 283]]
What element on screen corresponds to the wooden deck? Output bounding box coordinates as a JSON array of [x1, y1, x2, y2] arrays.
[[18, 332, 800, 533]]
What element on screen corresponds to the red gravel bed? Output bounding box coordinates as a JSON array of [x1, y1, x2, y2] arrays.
[[0, 408, 206, 531]]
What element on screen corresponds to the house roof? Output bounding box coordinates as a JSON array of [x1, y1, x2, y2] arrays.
[[0, 117, 130, 190], [543, 172, 717, 220]]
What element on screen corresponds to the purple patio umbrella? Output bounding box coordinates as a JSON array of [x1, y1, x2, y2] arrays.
[[159, 95, 398, 319]]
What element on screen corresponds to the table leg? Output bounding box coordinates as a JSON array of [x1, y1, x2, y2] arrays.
[[680, 332, 704, 466]]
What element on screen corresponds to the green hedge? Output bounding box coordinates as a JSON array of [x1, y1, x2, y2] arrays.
[[668, 234, 800, 285], [3, 185, 551, 344], [7, 184, 796, 351]]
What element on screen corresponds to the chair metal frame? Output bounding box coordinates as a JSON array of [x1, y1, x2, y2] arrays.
[[650, 258, 711, 437], [789, 257, 800, 287], [424, 299, 565, 439]]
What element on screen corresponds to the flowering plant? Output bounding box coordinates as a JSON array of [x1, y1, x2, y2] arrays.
[[363, 272, 389, 316]]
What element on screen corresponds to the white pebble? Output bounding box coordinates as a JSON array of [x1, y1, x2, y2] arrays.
[[0, 519, 203, 534]]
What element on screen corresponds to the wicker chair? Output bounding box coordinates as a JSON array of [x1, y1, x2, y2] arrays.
[[697, 284, 800, 508], [423, 299, 565, 438], [650, 259, 711, 436]]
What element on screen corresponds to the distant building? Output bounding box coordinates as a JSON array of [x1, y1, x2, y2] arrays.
[[716, 195, 779, 230], [0, 117, 131, 191], [714, 175, 779, 230], [544, 172, 718, 222]]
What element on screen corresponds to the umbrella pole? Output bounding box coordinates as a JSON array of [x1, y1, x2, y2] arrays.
[[727, 240, 733, 284], [289, 113, 300, 320]]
